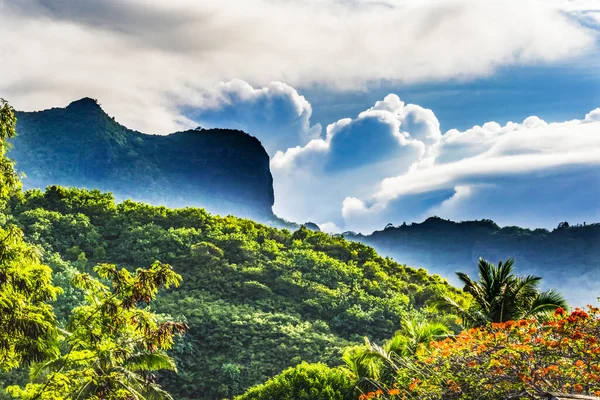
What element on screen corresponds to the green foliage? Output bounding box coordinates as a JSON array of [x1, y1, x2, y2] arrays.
[[7, 262, 186, 400], [0, 102, 578, 400], [16, 208, 103, 256], [3, 186, 464, 399], [0, 99, 20, 200], [0, 226, 60, 372], [340, 317, 450, 392], [235, 362, 355, 400], [0, 99, 58, 394]]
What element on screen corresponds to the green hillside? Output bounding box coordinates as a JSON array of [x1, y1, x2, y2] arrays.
[[1, 186, 465, 399]]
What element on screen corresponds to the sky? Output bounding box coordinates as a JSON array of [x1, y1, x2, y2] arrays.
[[1, 0, 599, 234]]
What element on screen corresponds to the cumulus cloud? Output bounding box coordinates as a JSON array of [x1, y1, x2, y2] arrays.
[[270, 95, 440, 224], [0, 0, 597, 133], [187, 80, 321, 155], [272, 94, 437, 172], [585, 108, 600, 122]]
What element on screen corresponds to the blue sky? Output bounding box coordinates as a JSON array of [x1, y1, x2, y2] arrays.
[[303, 57, 600, 132], [1, 0, 599, 233]]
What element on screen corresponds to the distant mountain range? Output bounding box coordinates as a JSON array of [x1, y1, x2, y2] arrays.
[[10, 98, 275, 221], [344, 217, 600, 306]]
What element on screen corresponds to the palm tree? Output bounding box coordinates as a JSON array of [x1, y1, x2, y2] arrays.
[[342, 317, 450, 390], [441, 258, 567, 326], [32, 349, 177, 400], [384, 318, 450, 357]]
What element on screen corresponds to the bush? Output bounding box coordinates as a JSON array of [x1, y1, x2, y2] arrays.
[[236, 362, 355, 400]]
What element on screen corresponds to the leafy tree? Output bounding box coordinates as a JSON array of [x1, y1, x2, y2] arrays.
[[0, 226, 60, 372], [0, 99, 20, 200], [441, 258, 566, 326], [8, 262, 186, 400], [0, 100, 60, 373], [6, 188, 466, 398], [342, 317, 449, 392]]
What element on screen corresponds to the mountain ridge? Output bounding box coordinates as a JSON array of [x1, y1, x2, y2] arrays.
[[10, 98, 276, 221], [344, 216, 600, 305]]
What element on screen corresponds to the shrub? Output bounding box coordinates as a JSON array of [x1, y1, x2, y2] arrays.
[[236, 362, 355, 400]]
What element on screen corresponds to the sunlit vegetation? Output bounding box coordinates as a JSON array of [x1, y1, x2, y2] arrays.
[[437, 258, 567, 326]]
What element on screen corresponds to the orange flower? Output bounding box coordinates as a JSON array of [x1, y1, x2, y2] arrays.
[[570, 309, 589, 320], [388, 388, 401, 396], [572, 331, 584, 340], [408, 379, 420, 391]]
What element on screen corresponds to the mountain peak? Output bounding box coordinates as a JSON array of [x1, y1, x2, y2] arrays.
[[66, 97, 103, 111]]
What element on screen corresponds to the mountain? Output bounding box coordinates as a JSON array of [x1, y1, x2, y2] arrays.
[[10, 98, 275, 221], [344, 217, 600, 306]]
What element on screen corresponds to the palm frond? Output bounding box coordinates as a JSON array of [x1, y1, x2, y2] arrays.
[[342, 344, 382, 381], [524, 290, 568, 320], [139, 382, 175, 400], [384, 332, 410, 357], [433, 294, 484, 327], [455, 258, 565, 324]]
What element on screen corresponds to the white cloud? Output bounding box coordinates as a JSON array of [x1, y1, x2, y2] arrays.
[[260, 88, 600, 232], [374, 119, 600, 202], [585, 108, 600, 122], [270, 94, 439, 224], [425, 184, 474, 219], [188, 80, 321, 154], [318, 221, 343, 234], [0, 0, 597, 133], [340, 113, 600, 232], [271, 94, 436, 173]]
